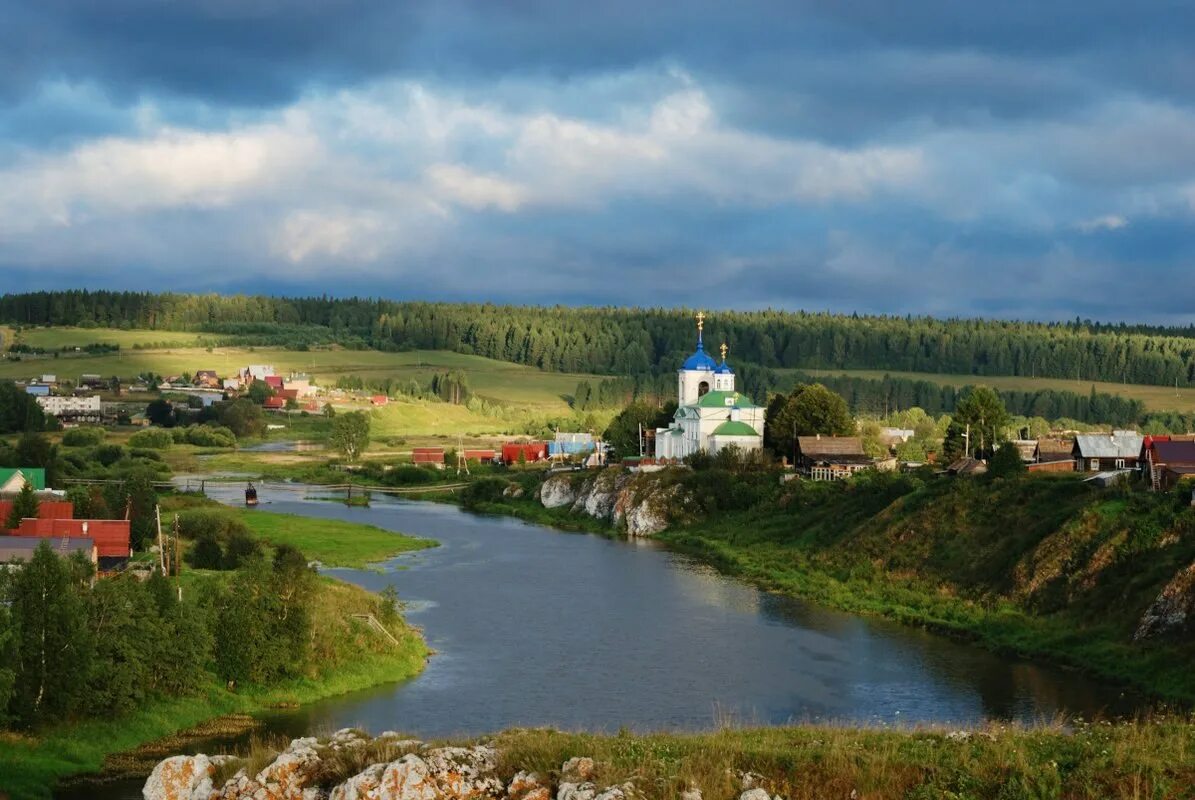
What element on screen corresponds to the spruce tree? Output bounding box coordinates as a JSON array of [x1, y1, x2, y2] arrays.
[[5, 482, 39, 529]]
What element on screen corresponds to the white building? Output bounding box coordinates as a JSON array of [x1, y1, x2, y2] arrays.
[[36, 395, 101, 416], [654, 313, 765, 460]]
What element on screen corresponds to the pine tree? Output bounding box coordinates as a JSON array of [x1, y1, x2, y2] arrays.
[[5, 481, 38, 529]]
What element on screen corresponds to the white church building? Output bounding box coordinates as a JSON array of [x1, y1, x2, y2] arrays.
[[654, 313, 765, 460]]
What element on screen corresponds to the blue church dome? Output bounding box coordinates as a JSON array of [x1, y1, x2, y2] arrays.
[[714, 359, 734, 375], [682, 345, 718, 371]]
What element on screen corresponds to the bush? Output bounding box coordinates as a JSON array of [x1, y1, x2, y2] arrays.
[[93, 443, 127, 467], [179, 509, 261, 570], [183, 424, 237, 448], [383, 465, 436, 486], [62, 427, 105, 447], [460, 477, 511, 509], [128, 428, 174, 449]]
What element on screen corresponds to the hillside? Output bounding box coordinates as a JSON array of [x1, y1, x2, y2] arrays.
[[6, 290, 1195, 388]]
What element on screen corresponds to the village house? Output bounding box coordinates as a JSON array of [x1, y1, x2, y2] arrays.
[[1073, 431, 1143, 473], [193, 369, 221, 388], [946, 456, 988, 477], [795, 435, 873, 481], [0, 468, 46, 495], [0, 537, 97, 569], [36, 394, 102, 421], [1140, 436, 1195, 490], [1010, 439, 1038, 462], [1034, 437, 1074, 463]]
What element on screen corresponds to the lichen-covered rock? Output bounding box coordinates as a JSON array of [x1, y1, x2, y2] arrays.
[[620, 493, 672, 537], [1135, 561, 1195, 640], [329, 728, 371, 751], [377, 754, 439, 800], [508, 771, 550, 800], [593, 783, 635, 800], [423, 745, 504, 800], [503, 484, 526, 500], [142, 754, 216, 800], [560, 757, 596, 782], [540, 475, 579, 508], [329, 763, 387, 800], [557, 782, 597, 800], [208, 736, 324, 800], [680, 787, 702, 800], [739, 789, 771, 800], [574, 471, 628, 520]]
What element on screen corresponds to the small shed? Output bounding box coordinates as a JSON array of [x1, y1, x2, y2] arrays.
[[946, 457, 988, 477], [502, 442, 548, 464], [412, 447, 445, 465]]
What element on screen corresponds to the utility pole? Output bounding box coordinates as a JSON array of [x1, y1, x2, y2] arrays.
[[155, 504, 165, 574]]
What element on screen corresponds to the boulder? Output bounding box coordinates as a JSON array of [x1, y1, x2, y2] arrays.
[[142, 754, 216, 800], [377, 754, 439, 800], [508, 771, 551, 800], [1135, 561, 1195, 640], [680, 788, 702, 800], [574, 472, 627, 520], [739, 790, 771, 800], [503, 484, 526, 500], [560, 757, 596, 782], [423, 745, 504, 800], [593, 783, 635, 800], [540, 475, 579, 508], [557, 783, 597, 800], [330, 763, 387, 800]]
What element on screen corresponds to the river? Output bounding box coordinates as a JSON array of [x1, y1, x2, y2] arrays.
[[59, 482, 1148, 798]]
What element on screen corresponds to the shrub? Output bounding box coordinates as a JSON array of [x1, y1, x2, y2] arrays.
[[93, 443, 127, 467], [128, 428, 174, 449], [62, 427, 105, 447], [383, 466, 436, 486], [184, 424, 237, 448], [461, 477, 511, 509]]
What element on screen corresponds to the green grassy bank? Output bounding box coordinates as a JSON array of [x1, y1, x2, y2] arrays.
[[0, 510, 433, 799]]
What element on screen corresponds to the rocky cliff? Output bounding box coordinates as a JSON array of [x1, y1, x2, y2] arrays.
[[539, 470, 692, 537]]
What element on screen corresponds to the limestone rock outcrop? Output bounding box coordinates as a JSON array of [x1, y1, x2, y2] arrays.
[[1135, 560, 1195, 640], [145, 740, 641, 800]]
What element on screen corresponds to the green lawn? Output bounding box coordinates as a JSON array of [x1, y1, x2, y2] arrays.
[[238, 509, 435, 568], [792, 367, 1195, 414]]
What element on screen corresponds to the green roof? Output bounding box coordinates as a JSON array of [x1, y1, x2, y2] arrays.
[[712, 420, 760, 437], [696, 390, 759, 409], [0, 468, 46, 490]]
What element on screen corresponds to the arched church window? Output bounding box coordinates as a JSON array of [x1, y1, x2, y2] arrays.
[[698, 381, 710, 396]]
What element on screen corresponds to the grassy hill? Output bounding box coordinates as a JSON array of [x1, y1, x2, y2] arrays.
[[797, 368, 1195, 414], [0, 342, 595, 413]]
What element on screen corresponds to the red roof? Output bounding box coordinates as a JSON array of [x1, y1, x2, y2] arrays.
[[263, 396, 286, 409], [278, 388, 299, 400], [370, 395, 389, 406], [263, 375, 284, 388], [412, 447, 445, 464], [501, 442, 547, 463], [0, 501, 73, 531], [1152, 441, 1195, 465], [15, 518, 130, 558]]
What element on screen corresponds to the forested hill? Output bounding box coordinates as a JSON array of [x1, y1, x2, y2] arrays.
[[4, 289, 1195, 387]]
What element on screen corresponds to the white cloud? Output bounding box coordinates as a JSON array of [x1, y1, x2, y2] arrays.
[[425, 163, 527, 212], [1076, 214, 1128, 232]]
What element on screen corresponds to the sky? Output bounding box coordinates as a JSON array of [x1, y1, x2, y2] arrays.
[[2, 2, 1195, 322]]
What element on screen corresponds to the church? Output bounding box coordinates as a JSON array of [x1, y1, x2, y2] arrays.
[[654, 313, 766, 460]]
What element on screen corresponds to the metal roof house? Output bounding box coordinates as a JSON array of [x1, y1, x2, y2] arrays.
[[1073, 431, 1143, 473], [0, 536, 97, 568], [795, 435, 873, 481]]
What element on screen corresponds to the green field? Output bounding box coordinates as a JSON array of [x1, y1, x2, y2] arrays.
[[0, 343, 595, 411], [238, 509, 435, 568], [795, 367, 1195, 414], [3, 326, 212, 350]]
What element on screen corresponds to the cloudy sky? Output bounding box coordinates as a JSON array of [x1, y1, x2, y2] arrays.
[[2, 2, 1194, 322]]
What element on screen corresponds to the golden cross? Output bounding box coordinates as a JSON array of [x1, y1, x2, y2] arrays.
[[695, 311, 705, 332], [720, 342, 728, 360]]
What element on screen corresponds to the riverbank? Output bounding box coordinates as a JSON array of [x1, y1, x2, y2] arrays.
[[449, 469, 1195, 705], [0, 513, 433, 800], [142, 718, 1195, 800]]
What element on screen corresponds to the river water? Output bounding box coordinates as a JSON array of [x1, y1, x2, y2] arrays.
[[59, 482, 1148, 798]]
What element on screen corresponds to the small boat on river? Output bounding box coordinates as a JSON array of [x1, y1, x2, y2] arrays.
[[245, 482, 259, 506]]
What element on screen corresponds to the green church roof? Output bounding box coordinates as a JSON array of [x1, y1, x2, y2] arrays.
[[712, 420, 760, 437], [695, 390, 759, 409], [0, 468, 46, 490]]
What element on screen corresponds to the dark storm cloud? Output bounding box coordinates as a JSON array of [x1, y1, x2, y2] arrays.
[[3, 1, 1195, 321]]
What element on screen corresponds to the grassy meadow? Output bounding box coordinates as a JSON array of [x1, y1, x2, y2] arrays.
[[796, 367, 1195, 414], [238, 509, 436, 568]]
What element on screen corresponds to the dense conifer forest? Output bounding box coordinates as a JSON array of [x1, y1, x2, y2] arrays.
[[4, 290, 1195, 387]]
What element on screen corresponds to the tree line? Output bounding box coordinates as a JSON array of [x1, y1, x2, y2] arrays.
[[577, 370, 1147, 428], [6, 290, 1195, 387]]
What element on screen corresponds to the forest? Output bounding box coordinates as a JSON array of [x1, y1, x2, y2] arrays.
[[574, 370, 1148, 427], [5, 290, 1195, 387]]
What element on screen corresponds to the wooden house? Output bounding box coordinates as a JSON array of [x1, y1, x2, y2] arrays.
[[795, 435, 873, 481]]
